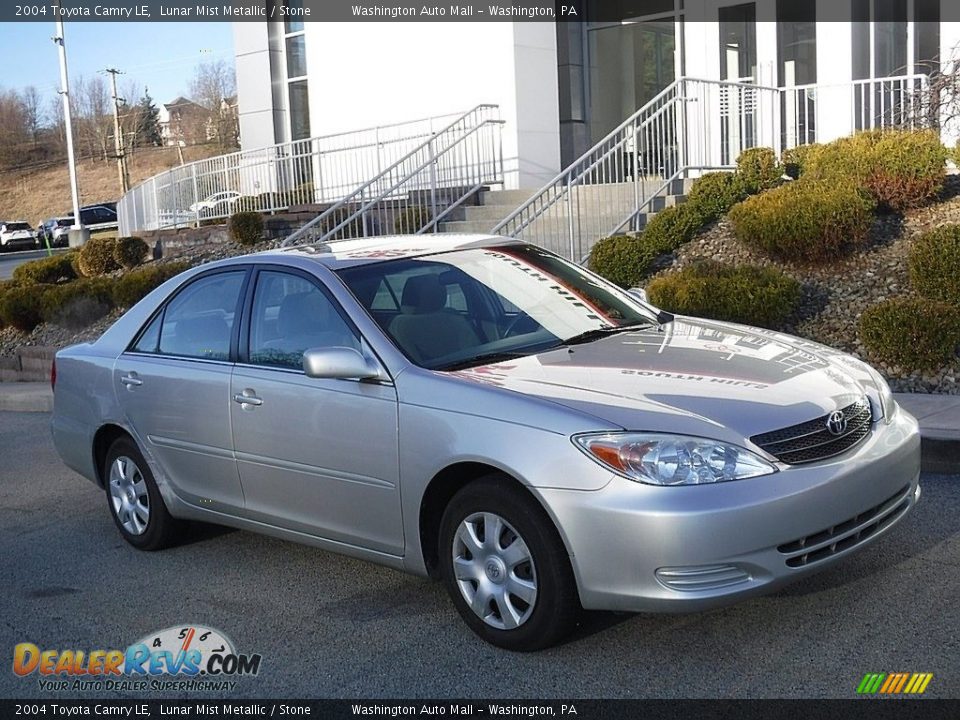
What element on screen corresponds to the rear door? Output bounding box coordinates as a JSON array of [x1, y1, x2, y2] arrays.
[[115, 268, 249, 512], [229, 267, 403, 554]]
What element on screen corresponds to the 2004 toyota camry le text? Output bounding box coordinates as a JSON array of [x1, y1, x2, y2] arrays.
[[50, 234, 921, 650]]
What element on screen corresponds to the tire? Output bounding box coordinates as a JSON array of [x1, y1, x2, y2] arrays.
[[104, 437, 183, 551], [439, 475, 580, 651]]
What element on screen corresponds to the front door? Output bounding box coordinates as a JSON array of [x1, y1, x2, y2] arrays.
[[229, 268, 403, 555]]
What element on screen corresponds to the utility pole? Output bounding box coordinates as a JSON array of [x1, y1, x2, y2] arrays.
[[53, 2, 88, 247], [103, 67, 130, 195]]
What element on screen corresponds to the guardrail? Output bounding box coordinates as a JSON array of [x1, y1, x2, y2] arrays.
[[117, 108, 485, 236]]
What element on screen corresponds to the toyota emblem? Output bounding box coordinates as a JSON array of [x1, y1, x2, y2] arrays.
[[826, 410, 847, 436]]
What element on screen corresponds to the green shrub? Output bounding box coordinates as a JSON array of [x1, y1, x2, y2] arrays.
[[40, 278, 116, 330], [646, 260, 802, 329], [859, 297, 960, 372], [729, 180, 875, 263], [0, 280, 15, 330], [736, 147, 783, 193], [807, 130, 946, 211], [113, 262, 190, 308], [0, 285, 46, 332], [588, 235, 662, 288], [228, 211, 264, 246], [113, 237, 148, 270], [12, 253, 78, 285], [644, 202, 710, 253], [909, 225, 960, 305], [781, 143, 822, 180], [77, 236, 120, 277], [686, 172, 747, 218], [394, 206, 432, 234]]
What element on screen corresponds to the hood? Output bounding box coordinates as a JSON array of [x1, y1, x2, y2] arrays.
[[453, 317, 872, 441], [3, 230, 33, 238]]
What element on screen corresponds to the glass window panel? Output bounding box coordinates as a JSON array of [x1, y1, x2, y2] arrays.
[[158, 272, 245, 361], [777, 0, 816, 85], [874, 0, 908, 77], [719, 3, 757, 81], [248, 272, 358, 370], [915, 0, 940, 75], [286, 35, 307, 79], [288, 80, 311, 141], [587, 20, 675, 142], [284, 0, 304, 32]]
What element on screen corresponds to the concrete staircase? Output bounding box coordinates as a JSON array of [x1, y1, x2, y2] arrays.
[[440, 179, 694, 254]]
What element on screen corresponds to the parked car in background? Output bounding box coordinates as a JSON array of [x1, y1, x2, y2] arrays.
[[66, 205, 118, 232], [39, 218, 74, 248], [0, 221, 38, 251], [189, 191, 241, 215], [51, 235, 921, 651]]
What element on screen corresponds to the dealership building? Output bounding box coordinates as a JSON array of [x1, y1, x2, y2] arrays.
[[233, 1, 960, 189]]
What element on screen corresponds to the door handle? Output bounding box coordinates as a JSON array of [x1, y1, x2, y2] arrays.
[[120, 373, 142, 388], [233, 391, 263, 407]]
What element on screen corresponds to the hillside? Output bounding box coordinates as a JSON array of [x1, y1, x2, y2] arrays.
[[0, 144, 225, 225]]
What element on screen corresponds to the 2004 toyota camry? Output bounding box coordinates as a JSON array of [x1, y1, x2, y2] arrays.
[[52, 235, 921, 650]]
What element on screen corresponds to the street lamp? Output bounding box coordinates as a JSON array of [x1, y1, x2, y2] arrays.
[[53, 1, 89, 247]]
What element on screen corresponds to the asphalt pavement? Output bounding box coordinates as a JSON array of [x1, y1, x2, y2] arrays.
[[0, 248, 68, 280], [0, 412, 957, 700]]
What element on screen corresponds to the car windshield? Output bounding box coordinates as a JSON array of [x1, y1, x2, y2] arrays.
[[5, 223, 31, 231], [57, 220, 72, 227], [336, 243, 658, 370]]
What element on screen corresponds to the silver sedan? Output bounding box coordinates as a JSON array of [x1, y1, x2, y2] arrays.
[[51, 235, 921, 650]]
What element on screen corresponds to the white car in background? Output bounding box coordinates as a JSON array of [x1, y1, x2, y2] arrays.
[[189, 191, 241, 215], [0, 221, 38, 251]]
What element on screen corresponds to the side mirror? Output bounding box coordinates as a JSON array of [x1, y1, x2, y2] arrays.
[[628, 287, 649, 303], [303, 347, 385, 381]]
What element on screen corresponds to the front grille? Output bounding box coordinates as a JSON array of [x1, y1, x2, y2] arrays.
[[777, 485, 912, 568], [751, 398, 873, 465]]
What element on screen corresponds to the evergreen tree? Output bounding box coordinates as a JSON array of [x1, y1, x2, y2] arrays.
[[135, 89, 162, 147]]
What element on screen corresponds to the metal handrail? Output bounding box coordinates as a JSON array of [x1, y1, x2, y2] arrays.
[[117, 105, 498, 236], [493, 74, 932, 262], [282, 106, 504, 246]]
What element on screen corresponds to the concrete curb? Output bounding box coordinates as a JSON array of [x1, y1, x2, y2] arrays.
[[0, 383, 53, 413]]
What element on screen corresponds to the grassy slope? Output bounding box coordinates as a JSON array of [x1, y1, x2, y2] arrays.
[[0, 144, 225, 225]]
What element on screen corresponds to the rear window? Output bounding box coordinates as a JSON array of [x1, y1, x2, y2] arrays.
[[5, 223, 30, 231]]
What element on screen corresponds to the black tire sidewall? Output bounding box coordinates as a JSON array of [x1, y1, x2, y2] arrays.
[[439, 476, 579, 651], [104, 437, 175, 551]]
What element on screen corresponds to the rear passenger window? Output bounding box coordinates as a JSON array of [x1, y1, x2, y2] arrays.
[[131, 272, 245, 360]]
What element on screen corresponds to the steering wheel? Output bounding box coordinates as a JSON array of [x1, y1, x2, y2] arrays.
[[503, 312, 536, 338]]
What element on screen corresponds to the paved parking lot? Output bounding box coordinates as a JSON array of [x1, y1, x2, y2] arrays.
[[0, 411, 957, 699]]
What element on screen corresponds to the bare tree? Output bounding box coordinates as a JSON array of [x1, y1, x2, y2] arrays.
[[74, 74, 112, 161], [189, 59, 239, 149], [19, 86, 44, 144], [0, 89, 30, 168]]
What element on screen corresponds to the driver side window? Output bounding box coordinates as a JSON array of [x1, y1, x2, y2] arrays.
[[248, 271, 359, 370]]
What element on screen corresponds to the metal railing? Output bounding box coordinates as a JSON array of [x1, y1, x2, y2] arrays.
[[493, 74, 931, 262], [117, 108, 489, 236], [282, 105, 504, 246]]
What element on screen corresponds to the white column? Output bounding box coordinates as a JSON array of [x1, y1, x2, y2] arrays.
[[940, 5, 960, 146], [815, 2, 855, 144]]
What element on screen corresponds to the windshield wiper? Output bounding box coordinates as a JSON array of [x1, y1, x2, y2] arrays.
[[559, 320, 660, 347], [433, 351, 529, 372]]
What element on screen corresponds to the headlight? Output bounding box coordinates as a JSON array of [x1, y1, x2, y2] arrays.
[[573, 433, 777, 486], [865, 364, 896, 424]]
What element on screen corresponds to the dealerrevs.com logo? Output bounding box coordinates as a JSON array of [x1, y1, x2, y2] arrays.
[[13, 625, 262, 692]]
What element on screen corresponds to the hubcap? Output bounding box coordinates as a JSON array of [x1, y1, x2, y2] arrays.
[[452, 512, 537, 630], [108, 456, 150, 536]]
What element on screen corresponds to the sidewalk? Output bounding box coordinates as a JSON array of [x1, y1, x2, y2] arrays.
[[0, 384, 956, 472]]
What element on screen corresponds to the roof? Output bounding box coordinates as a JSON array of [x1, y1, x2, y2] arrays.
[[263, 233, 518, 270]]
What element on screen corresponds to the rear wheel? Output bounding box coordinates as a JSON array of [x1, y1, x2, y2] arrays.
[[439, 476, 580, 651], [104, 437, 183, 551]]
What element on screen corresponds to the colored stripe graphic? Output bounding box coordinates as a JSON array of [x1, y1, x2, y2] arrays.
[[857, 672, 933, 694]]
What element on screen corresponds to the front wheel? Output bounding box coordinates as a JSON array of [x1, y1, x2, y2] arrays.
[[439, 476, 580, 651], [104, 437, 183, 551]]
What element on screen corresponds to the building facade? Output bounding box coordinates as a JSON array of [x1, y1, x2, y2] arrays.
[[234, 1, 960, 189]]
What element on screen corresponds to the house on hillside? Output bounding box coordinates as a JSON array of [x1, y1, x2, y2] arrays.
[[158, 97, 211, 147]]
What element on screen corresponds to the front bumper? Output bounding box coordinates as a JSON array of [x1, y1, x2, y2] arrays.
[[537, 408, 921, 613]]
